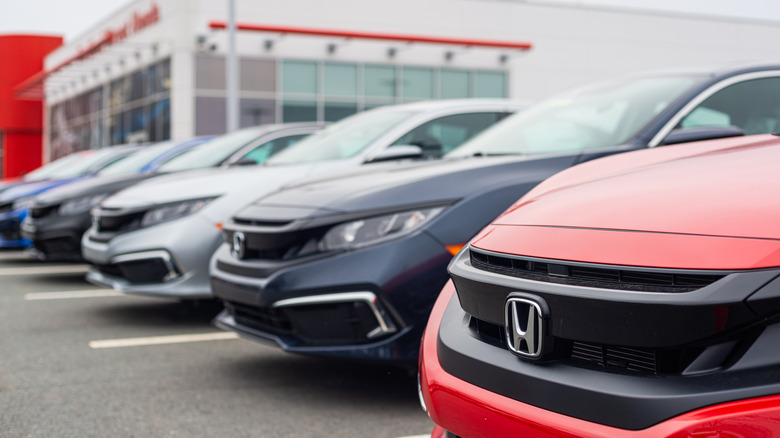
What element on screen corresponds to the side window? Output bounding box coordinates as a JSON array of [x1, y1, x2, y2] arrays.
[[390, 112, 506, 158], [238, 134, 309, 164], [678, 77, 780, 135]]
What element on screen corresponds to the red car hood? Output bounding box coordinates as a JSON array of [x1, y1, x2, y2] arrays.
[[473, 134, 780, 270]]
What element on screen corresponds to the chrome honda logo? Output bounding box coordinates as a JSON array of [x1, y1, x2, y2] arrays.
[[231, 231, 246, 259], [505, 296, 545, 358]]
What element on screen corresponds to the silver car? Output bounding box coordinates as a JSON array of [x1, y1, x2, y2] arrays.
[[81, 99, 527, 299]]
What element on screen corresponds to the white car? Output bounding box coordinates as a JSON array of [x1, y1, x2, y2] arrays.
[[82, 99, 526, 299]]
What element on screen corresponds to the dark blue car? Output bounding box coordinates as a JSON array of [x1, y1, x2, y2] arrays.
[[211, 62, 780, 362]]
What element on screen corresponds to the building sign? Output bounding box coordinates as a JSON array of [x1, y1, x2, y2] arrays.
[[76, 3, 160, 60]]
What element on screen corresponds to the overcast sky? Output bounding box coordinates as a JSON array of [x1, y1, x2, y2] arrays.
[[0, 0, 779, 43]]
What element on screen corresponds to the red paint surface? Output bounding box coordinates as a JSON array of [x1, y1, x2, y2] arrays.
[[0, 34, 62, 177], [209, 21, 533, 50], [420, 282, 780, 437], [470, 134, 780, 270]]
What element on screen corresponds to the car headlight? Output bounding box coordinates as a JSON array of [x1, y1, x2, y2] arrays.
[[318, 206, 445, 252], [58, 194, 109, 216], [141, 197, 216, 228], [12, 196, 35, 212]]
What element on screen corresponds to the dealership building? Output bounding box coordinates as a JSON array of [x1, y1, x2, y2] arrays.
[[11, 0, 780, 163]]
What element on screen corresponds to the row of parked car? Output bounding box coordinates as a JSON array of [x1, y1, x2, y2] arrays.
[[4, 61, 780, 436]]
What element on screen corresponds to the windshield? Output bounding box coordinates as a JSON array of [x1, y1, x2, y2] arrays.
[[23, 151, 93, 181], [449, 75, 701, 157], [45, 148, 133, 179], [266, 109, 416, 165], [98, 141, 177, 176], [157, 129, 263, 172]]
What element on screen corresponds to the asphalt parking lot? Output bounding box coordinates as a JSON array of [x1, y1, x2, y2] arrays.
[[0, 250, 433, 437]]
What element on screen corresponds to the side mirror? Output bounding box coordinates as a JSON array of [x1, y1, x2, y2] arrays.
[[661, 126, 745, 146], [367, 145, 423, 163]]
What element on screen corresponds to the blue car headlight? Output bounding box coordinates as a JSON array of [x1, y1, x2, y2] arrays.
[[141, 197, 216, 228], [58, 194, 109, 216], [318, 206, 445, 252]]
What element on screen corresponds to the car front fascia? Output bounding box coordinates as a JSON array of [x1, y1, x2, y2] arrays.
[[421, 282, 780, 437], [83, 207, 224, 298]]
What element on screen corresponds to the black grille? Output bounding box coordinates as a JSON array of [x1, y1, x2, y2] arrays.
[[226, 301, 293, 333], [33, 236, 79, 257], [233, 218, 293, 227], [0, 226, 21, 241], [0, 202, 12, 214], [229, 228, 327, 261], [95, 212, 145, 233], [470, 250, 724, 292], [571, 342, 657, 374], [30, 204, 59, 219], [466, 316, 696, 376], [97, 258, 172, 284]]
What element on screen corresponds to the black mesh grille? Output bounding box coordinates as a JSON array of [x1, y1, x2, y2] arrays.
[[572, 342, 657, 374], [470, 250, 724, 292]]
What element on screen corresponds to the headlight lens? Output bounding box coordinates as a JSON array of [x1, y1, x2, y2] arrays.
[[318, 206, 445, 252], [58, 194, 108, 216], [12, 196, 35, 212], [141, 198, 215, 228]]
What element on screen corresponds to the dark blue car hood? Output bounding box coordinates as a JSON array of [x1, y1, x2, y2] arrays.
[[236, 154, 580, 221]]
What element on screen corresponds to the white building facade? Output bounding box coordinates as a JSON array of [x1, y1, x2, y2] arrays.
[[35, 0, 780, 159]]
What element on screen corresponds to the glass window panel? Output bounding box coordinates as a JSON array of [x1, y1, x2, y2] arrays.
[[402, 67, 433, 100], [364, 65, 396, 98], [239, 98, 276, 128], [195, 96, 226, 136], [195, 54, 225, 90], [282, 60, 317, 95], [391, 112, 504, 157], [241, 58, 276, 92], [440, 70, 470, 99], [677, 77, 780, 135], [130, 71, 144, 101], [157, 58, 171, 93], [160, 97, 171, 140], [282, 99, 317, 122], [235, 135, 308, 165], [324, 101, 357, 122], [324, 63, 357, 97], [475, 71, 507, 98]]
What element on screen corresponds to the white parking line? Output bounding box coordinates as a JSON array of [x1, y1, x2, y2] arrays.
[[0, 251, 29, 260], [89, 332, 240, 349], [0, 265, 90, 276], [25, 289, 122, 301], [396, 435, 430, 438]]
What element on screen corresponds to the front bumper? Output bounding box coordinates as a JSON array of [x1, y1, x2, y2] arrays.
[[21, 212, 89, 261], [81, 213, 223, 299], [420, 283, 780, 437], [210, 230, 453, 362], [0, 209, 30, 248]]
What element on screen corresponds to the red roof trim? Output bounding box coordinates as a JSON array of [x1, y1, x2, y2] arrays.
[[208, 21, 533, 50]]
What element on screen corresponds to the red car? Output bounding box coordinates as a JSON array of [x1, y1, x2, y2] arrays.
[[420, 133, 780, 437]]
